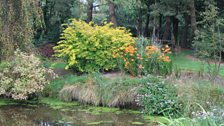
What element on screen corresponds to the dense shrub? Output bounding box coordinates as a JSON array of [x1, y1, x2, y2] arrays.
[[137, 76, 181, 116], [0, 49, 56, 100], [115, 42, 172, 76], [54, 19, 134, 73]]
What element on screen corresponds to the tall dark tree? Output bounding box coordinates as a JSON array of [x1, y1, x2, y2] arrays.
[[137, 8, 143, 36], [162, 16, 172, 40], [173, 16, 179, 45], [108, 0, 118, 27], [190, 0, 197, 36], [87, 0, 94, 23], [181, 14, 190, 47], [41, 0, 83, 42]]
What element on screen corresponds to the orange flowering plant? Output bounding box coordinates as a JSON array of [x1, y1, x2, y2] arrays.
[[114, 41, 172, 76]]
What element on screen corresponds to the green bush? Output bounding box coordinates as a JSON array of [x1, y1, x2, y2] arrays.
[[54, 19, 135, 73], [137, 76, 181, 116], [0, 49, 56, 100]]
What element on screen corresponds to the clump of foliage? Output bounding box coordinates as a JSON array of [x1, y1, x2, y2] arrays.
[[192, 106, 224, 125], [193, 1, 224, 79], [0, 49, 56, 100], [42, 74, 88, 98], [58, 74, 140, 107], [115, 42, 172, 76], [158, 105, 224, 126], [54, 19, 135, 73], [56, 74, 166, 107], [59, 75, 101, 105], [176, 80, 224, 116], [137, 76, 181, 117]]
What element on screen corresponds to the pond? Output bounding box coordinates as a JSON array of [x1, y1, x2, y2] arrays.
[[0, 104, 156, 126]]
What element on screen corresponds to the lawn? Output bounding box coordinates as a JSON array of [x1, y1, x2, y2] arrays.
[[172, 50, 224, 76]]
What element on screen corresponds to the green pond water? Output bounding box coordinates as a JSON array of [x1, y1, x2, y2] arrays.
[[0, 103, 157, 126]]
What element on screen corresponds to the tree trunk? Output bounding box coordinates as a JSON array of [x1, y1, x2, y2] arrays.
[[108, 0, 117, 27], [87, 0, 93, 23], [162, 16, 171, 40], [190, 0, 197, 36], [181, 14, 190, 48], [173, 16, 179, 45], [137, 8, 143, 36], [144, 14, 150, 37], [159, 14, 162, 39]]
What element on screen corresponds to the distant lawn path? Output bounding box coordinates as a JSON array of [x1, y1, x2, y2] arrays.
[[172, 50, 224, 76]]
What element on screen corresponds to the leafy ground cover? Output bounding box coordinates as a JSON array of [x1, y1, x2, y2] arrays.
[[43, 60, 67, 69], [0, 99, 17, 106], [39, 98, 79, 109]]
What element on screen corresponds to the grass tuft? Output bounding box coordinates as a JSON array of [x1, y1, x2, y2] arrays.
[[58, 75, 144, 107]]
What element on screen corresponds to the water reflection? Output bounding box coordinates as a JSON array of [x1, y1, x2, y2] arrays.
[[0, 105, 147, 126]]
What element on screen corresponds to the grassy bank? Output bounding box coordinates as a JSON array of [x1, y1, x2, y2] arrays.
[[42, 70, 224, 116], [43, 74, 148, 107], [1, 71, 224, 124]]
